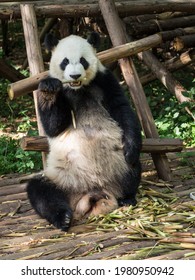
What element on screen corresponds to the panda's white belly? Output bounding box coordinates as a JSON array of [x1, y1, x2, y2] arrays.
[[45, 119, 129, 197]]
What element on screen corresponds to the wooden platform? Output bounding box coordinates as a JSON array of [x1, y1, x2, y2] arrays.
[[0, 149, 195, 260]]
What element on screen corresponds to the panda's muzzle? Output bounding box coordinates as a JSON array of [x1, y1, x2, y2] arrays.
[[69, 74, 82, 87]]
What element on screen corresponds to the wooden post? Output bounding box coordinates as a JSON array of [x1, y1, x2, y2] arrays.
[[99, 0, 172, 181], [20, 3, 46, 168]]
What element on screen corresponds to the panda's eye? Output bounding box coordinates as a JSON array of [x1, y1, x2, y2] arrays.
[[60, 58, 69, 70], [80, 57, 89, 70]]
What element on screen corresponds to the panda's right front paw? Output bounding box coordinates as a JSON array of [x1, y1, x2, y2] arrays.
[[52, 208, 73, 231], [39, 77, 63, 95]]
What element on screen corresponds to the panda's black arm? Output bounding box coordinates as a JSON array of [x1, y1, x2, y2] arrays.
[[37, 77, 72, 137], [95, 70, 142, 165]]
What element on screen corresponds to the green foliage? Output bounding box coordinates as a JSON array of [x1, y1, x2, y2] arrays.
[[0, 79, 42, 175], [144, 75, 195, 147], [179, 151, 195, 168], [0, 136, 42, 175]]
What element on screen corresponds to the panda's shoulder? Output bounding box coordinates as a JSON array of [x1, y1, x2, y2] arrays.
[[93, 68, 123, 97], [93, 69, 117, 86]]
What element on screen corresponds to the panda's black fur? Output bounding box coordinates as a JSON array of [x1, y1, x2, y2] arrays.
[[27, 32, 142, 231]]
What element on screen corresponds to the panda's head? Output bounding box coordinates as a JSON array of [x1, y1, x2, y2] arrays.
[[45, 32, 104, 90]]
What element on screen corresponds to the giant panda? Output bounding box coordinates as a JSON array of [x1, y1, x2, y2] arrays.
[[27, 32, 142, 231]]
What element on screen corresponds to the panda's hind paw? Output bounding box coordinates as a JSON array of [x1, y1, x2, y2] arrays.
[[53, 208, 73, 232]]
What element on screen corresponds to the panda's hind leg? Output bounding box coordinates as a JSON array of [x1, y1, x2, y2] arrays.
[[118, 161, 142, 207], [74, 190, 118, 221], [27, 176, 72, 231]]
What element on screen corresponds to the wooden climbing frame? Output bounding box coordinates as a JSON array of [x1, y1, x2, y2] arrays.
[[7, 0, 187, 181]]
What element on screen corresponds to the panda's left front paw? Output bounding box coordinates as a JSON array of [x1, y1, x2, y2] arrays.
[[39, 77, 63, 96]]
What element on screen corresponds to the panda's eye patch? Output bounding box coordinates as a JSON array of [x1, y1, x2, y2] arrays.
[[80, 57, 89, 70], [60, 58, 69, 70]]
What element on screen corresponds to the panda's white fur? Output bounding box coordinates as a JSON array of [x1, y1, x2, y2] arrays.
[[45, 109, 129, 197], [49, 35, 105, 89]]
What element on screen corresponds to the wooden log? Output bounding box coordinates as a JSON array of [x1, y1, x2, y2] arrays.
[[125, 12, 191, 24], [165, 49, 195, 70], [129, 15, 195, 36], [138, 50, 195, 121], [140, 49, 195, 85], [8, 71, 49, 100], [20, 136, 183, 153], [160, 26, 195, 42], [99, 0, 172, 181], [172, 34, 195, 51], [1, 1, 195, 19], [0, 58, 25, 82], [21, 136, 49, 153], [20, 3, 46, 168], [7, 33, 162, 100]]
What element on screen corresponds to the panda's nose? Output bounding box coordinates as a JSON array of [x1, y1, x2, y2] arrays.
[[70, 74, 81, 80]]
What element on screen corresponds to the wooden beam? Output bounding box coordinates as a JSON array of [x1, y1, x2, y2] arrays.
[[20, 136, 184, 153], [140, 49, 195, 85], [99, 0, 172, 181], [129, 15, 195, 36], [8, 33, 162, 100], [138, 50, 195, 121], [1, 1, 195, 19]]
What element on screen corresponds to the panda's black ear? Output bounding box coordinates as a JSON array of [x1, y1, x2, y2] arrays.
[[87, 32, 100, 49], [44, 33, 59, 51]]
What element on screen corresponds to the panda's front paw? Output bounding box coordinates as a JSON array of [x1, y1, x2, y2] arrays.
[[39, 77, 63, 95], [52, 208, 73, 231]]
